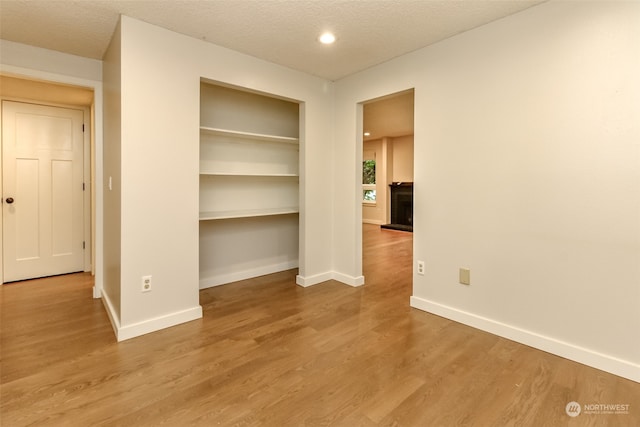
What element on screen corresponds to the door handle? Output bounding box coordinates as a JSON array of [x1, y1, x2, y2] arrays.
[[5, 197, 14, 204]]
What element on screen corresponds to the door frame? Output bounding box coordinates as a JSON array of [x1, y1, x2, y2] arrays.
[[0, 65, 103, 298], [1, 99, 90, 281], [356, 88, 415, 283]]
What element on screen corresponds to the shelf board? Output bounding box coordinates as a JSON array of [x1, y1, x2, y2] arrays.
[[199, 172, 299, 177], [199, 207, 299, 221], [200, 127, 299, 144]]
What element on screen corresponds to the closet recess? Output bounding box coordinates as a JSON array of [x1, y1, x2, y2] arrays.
[[199, 81, 300, 288]]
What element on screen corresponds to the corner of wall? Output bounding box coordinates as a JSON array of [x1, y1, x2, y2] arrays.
[[116, 306, 203, 342], [296, 271, 364, 288]]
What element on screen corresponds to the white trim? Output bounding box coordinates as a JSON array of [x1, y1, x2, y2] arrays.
[[410, 296, 640, 383], [200, 260, 299, 289], [362, 219, 384, 225], [100, 289, 120, 337], [82, 107, 92, 273], [117, 306, 203, 342], [102, 287, 202, 342], [296, 271, 333, 287], [332, 271, 365, 287], [296, 271, 365, 287], [92, 86, 103, 299]]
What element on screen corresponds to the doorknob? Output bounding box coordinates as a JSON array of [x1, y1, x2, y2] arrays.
[[5, 197, 14, 204]]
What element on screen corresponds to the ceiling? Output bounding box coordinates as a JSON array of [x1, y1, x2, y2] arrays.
[[0, 0, 545, 81], [364, 90, 414, 141]]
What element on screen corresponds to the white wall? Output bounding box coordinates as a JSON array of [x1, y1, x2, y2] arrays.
[[102, 22, 122, 320], [335, 1, 640, 381], [103, 17, 335, 339], [392, 135, 414, 183], [0, 40, 102, 81]]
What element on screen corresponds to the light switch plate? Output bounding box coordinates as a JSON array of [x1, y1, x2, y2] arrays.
[[459, 268, 471, 285]]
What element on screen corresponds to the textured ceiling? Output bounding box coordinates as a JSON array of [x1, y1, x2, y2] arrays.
[[0, 0, 545, 81]]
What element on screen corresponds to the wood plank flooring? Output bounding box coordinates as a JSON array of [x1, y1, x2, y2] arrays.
[[1, 224, 639, 426]]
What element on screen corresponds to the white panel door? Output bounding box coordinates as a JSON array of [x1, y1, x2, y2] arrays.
[[2, 101, 84, 282]]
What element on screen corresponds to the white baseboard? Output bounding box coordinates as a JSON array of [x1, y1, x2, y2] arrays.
[[101, 288, 202, 342], [332, 272, 365, 287], [116, 306, 203, 342], [200, 260, 299, 289], [296, 271, 333, 287], [410, 296, 640, 383], [100, 289, 120, 338], [362, 219, 384, 225], [296, 271, 365, 288]]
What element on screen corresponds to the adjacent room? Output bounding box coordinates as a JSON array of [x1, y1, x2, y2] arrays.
[[1, 0, 638, 425], [361, 89, 415, 232]]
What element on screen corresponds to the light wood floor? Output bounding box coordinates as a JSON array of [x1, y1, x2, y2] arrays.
[[1, 224, 638, 426]]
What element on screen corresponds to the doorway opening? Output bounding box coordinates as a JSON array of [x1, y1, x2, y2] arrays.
[[361, 89, 414, 227], [0, 74, 95, 285], [360, 89, 415, 285]]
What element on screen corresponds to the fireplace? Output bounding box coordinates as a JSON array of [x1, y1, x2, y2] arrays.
[[381, 182, 413, 232]]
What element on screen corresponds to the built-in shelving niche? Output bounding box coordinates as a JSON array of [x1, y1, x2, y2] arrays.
[[199, 81, 300, 289]]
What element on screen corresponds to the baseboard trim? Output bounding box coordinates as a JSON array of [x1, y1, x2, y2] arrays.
[[410, 296, 640, 383], [296, 272, 333, 287], [117, 306, 203, 342], [100, 288, 202, 342], [332, 272, 365, 287], [362, 219, 384, 225], [296, 271, 365, 288], [100, 289, 120, 338], [200, 260, 298, 289]]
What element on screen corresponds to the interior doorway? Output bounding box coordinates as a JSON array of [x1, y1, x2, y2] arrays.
[[0, 75, 94, 284], [361, 89, 414, 228], [360, 89, 415, 286], [2, 101, 85, 281]]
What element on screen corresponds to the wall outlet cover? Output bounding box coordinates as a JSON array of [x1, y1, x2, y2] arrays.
[[142, 275, 152, 292]]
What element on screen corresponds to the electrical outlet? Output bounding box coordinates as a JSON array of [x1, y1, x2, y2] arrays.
[[417, 260, 425, 275], [459, 268, 470, 285], [142, 275, 152, 293]]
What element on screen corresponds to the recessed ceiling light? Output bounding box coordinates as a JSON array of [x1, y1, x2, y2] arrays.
[[319, 32, 336, 44], [364, 132, 371, 137]]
